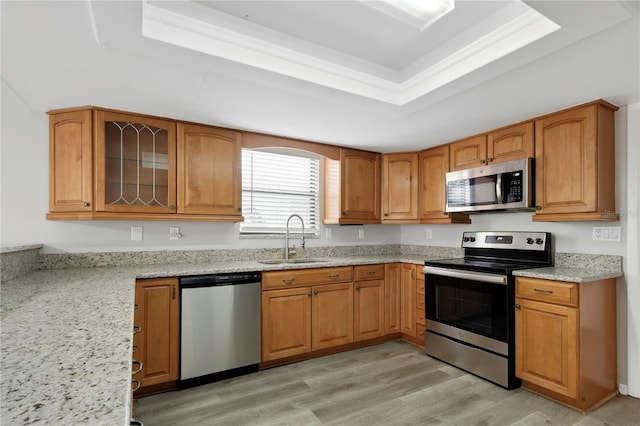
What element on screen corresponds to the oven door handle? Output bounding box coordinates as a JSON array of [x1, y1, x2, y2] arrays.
[[423, 266, 507, 285]]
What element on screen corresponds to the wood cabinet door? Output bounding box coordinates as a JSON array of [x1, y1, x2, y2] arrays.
[[354, 279, 385, 341], [534, 105, 598, 215], [261, 287, 312, 361], [177, 123, 242, 216], [384, 263, 402, 334], [515, 298, 578, 399], [382, 152, 418, 221], [340, 149, 381, 223], [95, 110, 177, 214], [133, 278, 179, 390], [312, 283, 354, 350], [487, 121, 534, 164], [449, 135, 487, 171], [49, 109, 93, 212], [400, 264, 417, 337]]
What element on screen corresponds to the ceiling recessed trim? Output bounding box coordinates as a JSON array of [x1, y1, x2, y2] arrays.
[[361, 0, 455, 31], [140, 0, 559, 106]]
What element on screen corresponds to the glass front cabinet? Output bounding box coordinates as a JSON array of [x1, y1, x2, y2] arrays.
[[95, 110, 177, 214]]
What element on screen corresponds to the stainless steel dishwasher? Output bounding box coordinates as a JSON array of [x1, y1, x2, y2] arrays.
[[178, 272, 261, 389]]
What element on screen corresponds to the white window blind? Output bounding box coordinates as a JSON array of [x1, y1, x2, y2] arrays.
[[241, 149, 320, 236]]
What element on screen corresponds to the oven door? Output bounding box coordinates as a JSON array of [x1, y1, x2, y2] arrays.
[[424, 266, 509, 344]]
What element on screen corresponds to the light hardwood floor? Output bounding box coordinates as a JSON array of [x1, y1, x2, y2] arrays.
[[134, 341, 639, 425]]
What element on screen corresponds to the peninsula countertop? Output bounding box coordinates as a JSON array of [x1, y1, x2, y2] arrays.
[[0, 253, 623, 425]]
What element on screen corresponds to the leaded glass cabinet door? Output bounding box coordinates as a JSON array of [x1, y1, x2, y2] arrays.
[[95, 110, 177, 214]]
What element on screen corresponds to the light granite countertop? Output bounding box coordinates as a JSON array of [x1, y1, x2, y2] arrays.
[[0, 252, 623, 425], [513, 266, 624, 283], [0, 254, 427, 425]]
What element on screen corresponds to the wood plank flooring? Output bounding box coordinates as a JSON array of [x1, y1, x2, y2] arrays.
[[134, 341, 640, 425]]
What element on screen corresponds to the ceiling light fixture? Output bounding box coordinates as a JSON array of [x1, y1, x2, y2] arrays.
[[362, 0, 455, 31]]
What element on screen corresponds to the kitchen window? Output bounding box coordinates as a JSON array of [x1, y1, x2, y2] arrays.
[[240, 149, 320, 237]]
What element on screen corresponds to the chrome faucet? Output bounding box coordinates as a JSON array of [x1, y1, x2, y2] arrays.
[[285, 214, 305, 259]]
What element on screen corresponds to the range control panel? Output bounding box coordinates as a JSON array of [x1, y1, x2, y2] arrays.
[[462, 231, 549, 251]]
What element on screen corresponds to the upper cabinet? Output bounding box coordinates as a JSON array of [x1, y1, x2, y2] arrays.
[[533, 100, 618, 222], [47, 107, 243, 221], [324, 148, 381, 224], [418, 145, 470, 224], [449, 122, 534, 171], [49, 109, 93, 213], [449, 135, 487, 171], [95, 110, 177, 215], [382, 152, 418, 223], [177, 123, 242, 217]]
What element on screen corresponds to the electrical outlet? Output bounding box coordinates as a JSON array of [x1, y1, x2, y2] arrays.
[[593, 226, 622, 241], [131, 226, 143, 241], [426, 229, 433, 239], [358, 228, 365, 239], [169, 226, 181, 240], [325, 227, 332, 238]]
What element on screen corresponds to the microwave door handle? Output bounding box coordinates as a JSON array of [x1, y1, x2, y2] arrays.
[[496, 174, 503, 203]]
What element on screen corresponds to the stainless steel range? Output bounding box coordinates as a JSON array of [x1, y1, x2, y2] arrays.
[[423, 231, 552, 389]]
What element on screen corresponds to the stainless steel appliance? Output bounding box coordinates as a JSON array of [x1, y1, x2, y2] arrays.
[[445, 158, 534, 213], [423, 231, 552, 389], [179, 272, 261, 389]]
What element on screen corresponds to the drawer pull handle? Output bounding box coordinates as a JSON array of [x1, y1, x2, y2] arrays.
[[534, 288, 553, 294], [366, 271, 376, 275], [132, 359, 143, 375], [282, 278, 295, 284], [328, 274, 340, 279], [133, 325, 142, 335], [134, 303, 140, 310], [132, 345, 140, 354], [132, 379, 141, 392]]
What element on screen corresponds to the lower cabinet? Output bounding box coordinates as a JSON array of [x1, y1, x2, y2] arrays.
[[354, 264, 385, 341], [515, 276, 617, 411], [133, 277, 180, 396], [384, 263, 402, 334], [261, 267, 355, 362], [261, 264, 389, 363], [400, 264, 417, 338]]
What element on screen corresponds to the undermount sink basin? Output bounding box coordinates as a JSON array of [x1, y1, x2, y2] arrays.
[[257, 258, 330, 265]]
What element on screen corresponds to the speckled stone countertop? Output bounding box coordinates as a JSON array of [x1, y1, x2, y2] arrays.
[[0, 254, 430, 425], [513, 266, 624, 283], [1, 247, 624, 425]]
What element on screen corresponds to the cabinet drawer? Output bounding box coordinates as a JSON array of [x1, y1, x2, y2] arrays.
[[416, 309, 425, 326], [263, 267, 353, 290], [416, 295, 425, 310], [516, 277, 578, 307], [416, 324, 426, 343], [354, 264, 385, 281]]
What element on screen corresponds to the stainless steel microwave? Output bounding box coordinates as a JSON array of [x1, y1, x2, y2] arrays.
[[445, 158, 534, 213]]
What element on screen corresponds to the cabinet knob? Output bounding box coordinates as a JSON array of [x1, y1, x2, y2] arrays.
[[313, 289, 319, 295], [515, 304, 521, 309], [480, 159, 486, 164], [307, 291, 312, 297], [535, 205, 542, 210], [169, 204, 176, 210], [384, 213, 389, 217], [487, 157, 493, 162], [83, 201, 90, 207], [133, 325, 141, 334], [356, 285, 361, 291]]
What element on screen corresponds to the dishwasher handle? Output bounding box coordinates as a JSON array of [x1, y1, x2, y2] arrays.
[[180, 272, 262, 288]]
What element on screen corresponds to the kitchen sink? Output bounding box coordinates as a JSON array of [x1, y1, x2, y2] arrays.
[[257, 258, 330, 265]]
